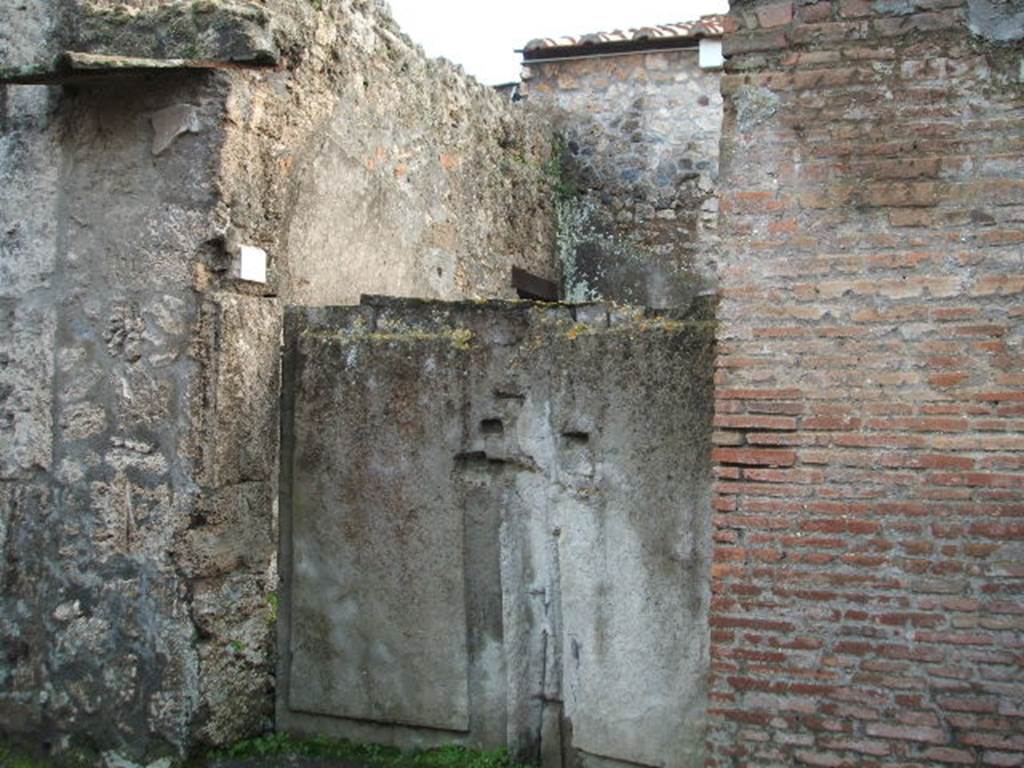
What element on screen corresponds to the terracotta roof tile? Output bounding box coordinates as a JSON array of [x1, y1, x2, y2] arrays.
[[523, 14, 728, 53]]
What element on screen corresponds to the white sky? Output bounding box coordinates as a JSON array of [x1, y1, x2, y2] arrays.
[[386, 0, 730, 85]]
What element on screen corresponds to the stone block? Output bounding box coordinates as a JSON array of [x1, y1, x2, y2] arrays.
[[175, 482, 275, 579], [278, 299, 715, 766], [200, 293, 281, 489], [0, 300, 55, 479], [284, 324, 471, 731], [1, 0, 278, 81], [723, 29, 790, 56]]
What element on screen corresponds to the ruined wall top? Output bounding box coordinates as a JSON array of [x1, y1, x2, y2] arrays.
[[2, 0, 274, 80], [723, 0, 1024, 55], [0, 0, 425, 83]]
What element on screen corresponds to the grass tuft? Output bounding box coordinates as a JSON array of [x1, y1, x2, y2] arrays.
[[209, 734, 531, 768], [0, 745, 53, 768]]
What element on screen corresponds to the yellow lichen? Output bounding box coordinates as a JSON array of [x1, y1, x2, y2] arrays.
[[450, 328, 474, 350], [565, 323, 588, 341]]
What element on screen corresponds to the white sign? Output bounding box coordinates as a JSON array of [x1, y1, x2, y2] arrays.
[[234, 244, 268, 284], [699, 38, 724, 70]]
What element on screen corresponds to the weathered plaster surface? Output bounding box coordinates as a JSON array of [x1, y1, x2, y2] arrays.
[[278, 298, 715, 768], [216, 2, 558, 306], [0, 0, 59, 75], [1, 71, 230, 759]]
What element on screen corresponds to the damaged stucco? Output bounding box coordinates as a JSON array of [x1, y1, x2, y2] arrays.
[[0, 0, 559, 760], [1, 70, 232, 759], [277, 297, 715, 768]]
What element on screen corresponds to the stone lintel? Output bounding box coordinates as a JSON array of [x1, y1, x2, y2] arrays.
[[1, 0, 280, 84], [0, 50, 274, 85]]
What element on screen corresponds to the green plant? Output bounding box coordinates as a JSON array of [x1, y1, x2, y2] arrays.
[[0, 744, 52, 768], [209, 733, 532, 768], [545, 134, 579, 201], [265, 592, 279, 626], [409, 745, 521, 768]]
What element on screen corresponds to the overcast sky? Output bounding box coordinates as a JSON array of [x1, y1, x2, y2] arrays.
[[386, 0, 730, 85]]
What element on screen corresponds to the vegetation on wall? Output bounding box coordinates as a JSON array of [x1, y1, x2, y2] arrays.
[[547, 133, 656, 305]]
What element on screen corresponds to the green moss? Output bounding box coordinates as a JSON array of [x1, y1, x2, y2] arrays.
[[207, 734, 530, 768], [265, 592, 279, 626], [311, 326, 475, 350], [562, 317, 717, 343], [0, 745, 49, 768], [0, 744, 97, 768], [494, 132, 576, 207], [546, 134, 579, 202]]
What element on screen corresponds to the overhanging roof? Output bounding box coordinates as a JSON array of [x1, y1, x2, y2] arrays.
[[521, 15, 729, 61]]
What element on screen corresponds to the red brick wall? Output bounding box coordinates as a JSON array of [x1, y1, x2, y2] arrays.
[[710, 1, 1024, 765]]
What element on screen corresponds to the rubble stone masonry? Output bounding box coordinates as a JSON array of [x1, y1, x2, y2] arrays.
[[524, 48, 723, 307], [710, 0, 1024, 765], [0, 0, 556, 760]]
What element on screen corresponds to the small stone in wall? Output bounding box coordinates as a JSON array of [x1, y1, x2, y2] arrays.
[[150, 104, 201, 156], [60, 402, 107, 441], [734, 85, 780, 133], [104, 753, 173, 768], [967, 0, 1024, 41], [104, 305, 146, 363], [53, 600, 82, 623]]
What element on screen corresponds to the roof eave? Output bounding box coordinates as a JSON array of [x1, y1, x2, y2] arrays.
[[521, 35, 715, 62]]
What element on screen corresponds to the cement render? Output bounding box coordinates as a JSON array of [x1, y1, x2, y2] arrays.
[[277, 298, 715, 768]]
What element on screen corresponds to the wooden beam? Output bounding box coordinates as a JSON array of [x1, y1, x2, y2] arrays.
[[512, 267, 559, 302]]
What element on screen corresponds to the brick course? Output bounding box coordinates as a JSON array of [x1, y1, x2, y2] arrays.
[[710, 1, 1024, 764]]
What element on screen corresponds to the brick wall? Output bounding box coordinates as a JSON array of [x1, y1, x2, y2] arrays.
[[710, 1, 1024, 765]]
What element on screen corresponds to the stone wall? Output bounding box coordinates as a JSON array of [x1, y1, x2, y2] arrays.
[[278, 297, 715, 768], [195, 0, 559, 749], [218, 2, 558, 307], [1, 70, 236, 759], [522, 48, 722, 307], [710, 1, 1024, 765], [0, 0, 558, 761]]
